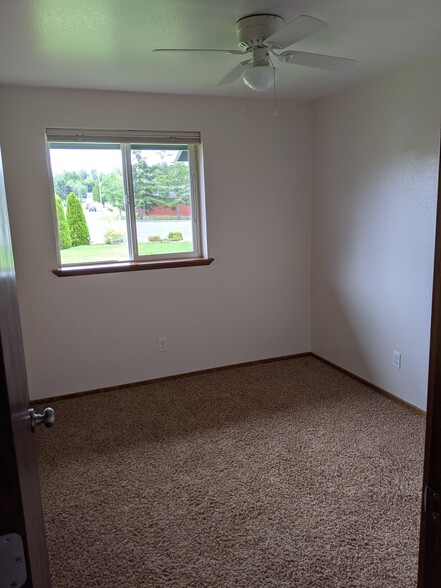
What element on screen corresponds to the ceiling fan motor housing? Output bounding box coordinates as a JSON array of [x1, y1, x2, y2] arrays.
[[236, 14, 284, 50]]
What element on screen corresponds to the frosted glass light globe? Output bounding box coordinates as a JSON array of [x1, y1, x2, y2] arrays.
[[242, 66, 277, 91]]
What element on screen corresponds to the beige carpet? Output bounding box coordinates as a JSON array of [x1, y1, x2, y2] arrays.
[[35, 356, 425, 588]]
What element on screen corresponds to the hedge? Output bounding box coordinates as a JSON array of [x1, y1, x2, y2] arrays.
[[66, 192, 90, 247], [55, 194, 72, 249]]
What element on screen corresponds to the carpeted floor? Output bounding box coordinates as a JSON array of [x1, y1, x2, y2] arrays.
[[35, 356, 425, 588]]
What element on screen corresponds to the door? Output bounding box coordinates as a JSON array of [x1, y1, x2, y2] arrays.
[[0, 149, 52, 587], [418, 143, 441, 587]]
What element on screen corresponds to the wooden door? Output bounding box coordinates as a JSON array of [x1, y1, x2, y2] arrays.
[[0, 148, 51, 587], [418, 144, 441, 587]]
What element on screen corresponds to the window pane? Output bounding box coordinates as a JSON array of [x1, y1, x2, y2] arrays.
[[131, 147, 194, 257], [49, 146, 130, 265]]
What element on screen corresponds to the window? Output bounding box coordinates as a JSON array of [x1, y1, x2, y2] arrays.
[[47, 129, 210, 274]]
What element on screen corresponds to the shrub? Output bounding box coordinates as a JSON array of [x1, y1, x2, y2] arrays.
[[148, 235, 161, 242], [104, 228, 123, 244], [66, 192, 90, 246], [55, 194, 72, 249], [168, 231, 183, 241]]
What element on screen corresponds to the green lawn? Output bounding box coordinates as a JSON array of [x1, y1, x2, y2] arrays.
[[60, 241, 193, 264]]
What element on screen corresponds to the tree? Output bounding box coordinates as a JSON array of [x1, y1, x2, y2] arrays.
[[66, 192, 90, 246], [131, 152, 191, 215], [53, 171, 91, 201], [131, 151, 161, 212], [92, 171, 124, 210], [83, 174, 95, 193], [53, 175, 68, 200], [153, 162, 190, 218], [54, 195, 72, 249], [66, 179, 87, 200]]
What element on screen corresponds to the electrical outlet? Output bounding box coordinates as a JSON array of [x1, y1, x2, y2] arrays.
[[392, 351, 401, 369], [157, 338, 167, 352]]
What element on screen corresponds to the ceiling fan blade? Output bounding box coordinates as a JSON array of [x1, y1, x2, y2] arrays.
[[153, 49, 245, 55], [278, 51, 356, 71], [265, 15, 327, 50], [215, 60, 252, 86]]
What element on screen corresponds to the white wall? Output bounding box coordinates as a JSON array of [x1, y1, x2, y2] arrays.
[[1, 61, 440, 407], [312, 59, 441, 411], [0, 87, 313, 400]]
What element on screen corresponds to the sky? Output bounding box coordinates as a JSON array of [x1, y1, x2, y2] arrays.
[[49, 148, 181, 174]]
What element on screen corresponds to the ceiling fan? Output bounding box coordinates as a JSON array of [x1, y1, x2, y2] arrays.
[[154, 14, 356, 92]]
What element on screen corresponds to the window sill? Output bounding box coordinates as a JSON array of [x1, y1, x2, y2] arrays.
[[53, 257, 214, 277]]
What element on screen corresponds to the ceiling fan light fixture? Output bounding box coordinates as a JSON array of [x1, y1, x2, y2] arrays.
[[242, 65, 277, 92], [154, 14, 356, 91]]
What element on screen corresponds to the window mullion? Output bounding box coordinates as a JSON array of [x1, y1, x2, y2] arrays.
[[121, 144, 139, 261], [189, 144, 201, 257]]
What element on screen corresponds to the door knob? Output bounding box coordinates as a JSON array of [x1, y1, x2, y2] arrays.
[[29, 407, 55, 432]]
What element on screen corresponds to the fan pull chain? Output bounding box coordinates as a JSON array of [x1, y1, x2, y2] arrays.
[[245, 84, 249, 118], [272, 66, 278, 118]]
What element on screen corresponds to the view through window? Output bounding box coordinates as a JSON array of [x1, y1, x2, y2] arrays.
[[47, 131, 202, 267]]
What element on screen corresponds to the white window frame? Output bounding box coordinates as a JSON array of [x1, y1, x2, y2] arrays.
[[46, 129, 205, 268]]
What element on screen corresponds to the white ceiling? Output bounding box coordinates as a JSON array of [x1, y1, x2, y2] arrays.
[[0, 0, 440, 100]]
